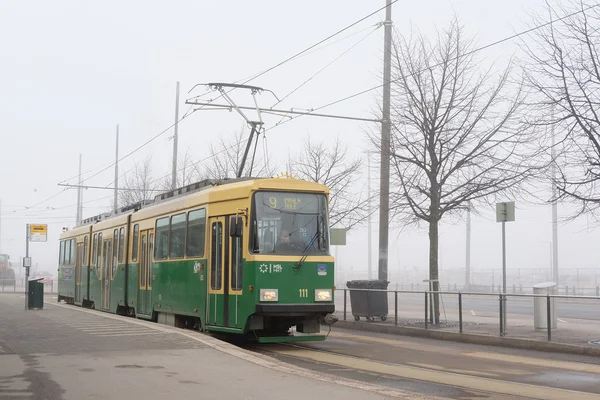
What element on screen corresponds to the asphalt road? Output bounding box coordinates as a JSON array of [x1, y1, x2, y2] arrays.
[[250, 327, 600, 400]]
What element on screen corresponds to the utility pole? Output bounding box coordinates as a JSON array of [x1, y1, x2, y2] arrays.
[[171, 81, 180, 190], [378, 0, 392, 282], [114, 125, 119, 213], [551, 109, 559, 286], [367, 151, 372, 279], [466, 202, 471, 289], [24, 224, 30, 310], [76, 154, 83, 224]]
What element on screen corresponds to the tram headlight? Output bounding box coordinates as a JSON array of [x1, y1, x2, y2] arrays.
[[260, 289, 278, 302], [314, 289, 332, 302]]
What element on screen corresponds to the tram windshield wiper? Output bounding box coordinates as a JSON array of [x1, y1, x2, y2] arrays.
[[293, 217, 322, 271]]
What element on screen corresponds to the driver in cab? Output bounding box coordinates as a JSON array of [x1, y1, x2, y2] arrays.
[[275, 229, 294, 252]]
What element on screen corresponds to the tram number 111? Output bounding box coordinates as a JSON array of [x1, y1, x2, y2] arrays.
[[299, 289, 308, 298]]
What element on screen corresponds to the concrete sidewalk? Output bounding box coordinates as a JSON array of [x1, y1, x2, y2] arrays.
[[0, 294, 437, 399]]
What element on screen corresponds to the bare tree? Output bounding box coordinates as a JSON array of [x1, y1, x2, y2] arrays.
[[286, 135, 369, 230], [378, 19, 542, 323], [520, 0, 600, 221], [204, 127, 276, 179], [117, 156, 159, 207], [160, 146, 207, 191]]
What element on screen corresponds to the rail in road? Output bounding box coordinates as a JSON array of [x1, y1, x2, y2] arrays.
[[249, 327, 600, 400]]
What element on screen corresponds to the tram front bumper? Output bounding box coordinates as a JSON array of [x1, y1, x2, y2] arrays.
[[255, 303, 335, 316]]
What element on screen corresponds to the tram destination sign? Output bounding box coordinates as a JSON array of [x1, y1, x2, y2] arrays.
[[29, 224, 48, 242]]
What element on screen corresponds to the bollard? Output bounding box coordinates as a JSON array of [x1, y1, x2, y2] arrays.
[[547, 295, 552, 341], [343, 289, 347, 321], [499, 293, 504, 336], [458, 292, 463, 334], [424, 291, 428, 329], [394, 291, 398, 327]]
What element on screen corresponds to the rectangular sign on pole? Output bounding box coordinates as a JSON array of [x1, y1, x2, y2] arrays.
[[329, 228, 347, 246], [496, 202, 515, 223], [29, 224, 47, 242]]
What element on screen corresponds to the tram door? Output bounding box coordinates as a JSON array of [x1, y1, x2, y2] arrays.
[[101, 239, 112, 310], [208, 215, 242, 328], [207, 217, 227, 326], [75, 242, 83, 304], [138, 230, 154, 317]]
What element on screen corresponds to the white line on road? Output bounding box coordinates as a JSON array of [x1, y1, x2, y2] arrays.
[[470, 310, 477, 316], [558, 318, 567, 323]]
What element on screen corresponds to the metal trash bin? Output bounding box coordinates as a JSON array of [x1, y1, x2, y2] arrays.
[[346, 280, 389, 322], [28, 278, 44, 310], [533, 281, 556, 330]]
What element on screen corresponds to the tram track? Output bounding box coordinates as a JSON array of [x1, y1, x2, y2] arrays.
[[242, 332, 600, 400]]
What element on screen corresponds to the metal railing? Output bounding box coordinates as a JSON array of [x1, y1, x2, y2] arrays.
[[0, 279, 57, 293], [0, 279, 17, 292], [337, 282, 600, 296], [336, 288, 600, 342]]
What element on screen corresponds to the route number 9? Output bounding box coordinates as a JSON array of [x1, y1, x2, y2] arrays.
[[269, 197, 277, 208]]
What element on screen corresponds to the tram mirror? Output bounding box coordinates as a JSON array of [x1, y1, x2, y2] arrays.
[[230, 216, 243, 238]]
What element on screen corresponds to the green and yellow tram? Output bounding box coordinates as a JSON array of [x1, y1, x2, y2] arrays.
[[58, 176, 335, 342]]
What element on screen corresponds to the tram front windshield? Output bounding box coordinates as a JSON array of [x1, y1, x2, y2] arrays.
[[250, 191, 329, 256]]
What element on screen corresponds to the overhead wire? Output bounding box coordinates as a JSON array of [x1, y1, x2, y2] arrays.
[[101, 2, 399, 188], [272, 24, 381, 108], [263, 3, 600, 133]]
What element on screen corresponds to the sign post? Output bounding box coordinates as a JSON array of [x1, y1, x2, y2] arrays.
[[330, 228, 347, 287], [24, 223, 47, 310], [496, 202, 515, 335]]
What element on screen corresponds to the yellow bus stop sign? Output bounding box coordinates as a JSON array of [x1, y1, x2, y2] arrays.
[[30, 224, 48, 242]]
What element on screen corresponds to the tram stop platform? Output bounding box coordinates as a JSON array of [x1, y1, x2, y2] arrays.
[[0, 294, 431, 400]]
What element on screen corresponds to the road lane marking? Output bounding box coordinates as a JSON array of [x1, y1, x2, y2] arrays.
[[407, 362, 499, 378], [94, 332, 164, 337], [467, 352, 600, 375], [269, 347, 600, 400], [330, 331, 412, 346], [558, 318, 567, 323], [470, 310, 477, 316]]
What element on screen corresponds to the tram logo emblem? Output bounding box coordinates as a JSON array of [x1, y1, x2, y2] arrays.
[[193, 262, 201, 273], [317, 264, 327, 276]]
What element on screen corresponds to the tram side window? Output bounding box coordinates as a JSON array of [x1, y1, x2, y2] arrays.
[[64, 240, 71, 267], [170, 213, 186, 259], [186, 209, 206, 258], [83, 236, 89, 266], [210, 222, 222, 290], [113, 229, 118, 267], [231, 218, 243, 291], [92, 234, 97, 266], [132, 224, 139, 262], [70, 239, 76, 265], [59, 240, 66, 266], [96, 233, 102, 267], [118, 227, 125, 263], [155, 217, 169, 260]]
